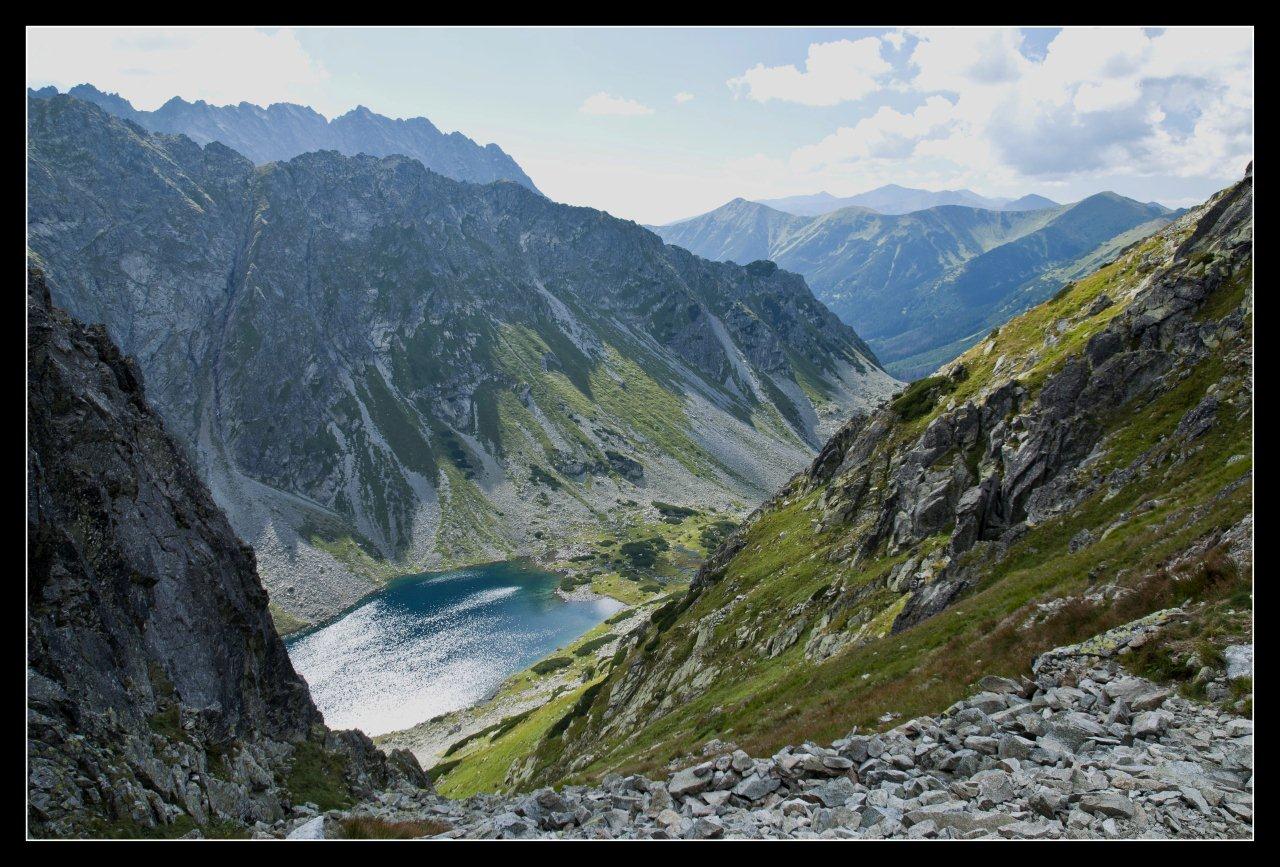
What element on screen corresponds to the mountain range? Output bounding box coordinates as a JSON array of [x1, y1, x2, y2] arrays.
[[26, 158, 1256, 830], [655, 194, 1180, 379], [754, 185, 1060, 217], [27, 92, 898, 632], [28, 83, 540, 193]]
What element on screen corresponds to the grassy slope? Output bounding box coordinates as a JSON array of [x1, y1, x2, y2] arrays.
[[489, 199, 1253, 788]]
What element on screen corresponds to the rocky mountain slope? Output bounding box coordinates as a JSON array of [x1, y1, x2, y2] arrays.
[[756, 185, 1059, 217], [27, 92, 898, 631], [29, 83, 540, 192], [657, 194, 1178, 379], [462, 170, 1251, 798], [27, 270, 425, 838]]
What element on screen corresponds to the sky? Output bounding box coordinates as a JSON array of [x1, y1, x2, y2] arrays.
[[27, 26, 1254, 225]]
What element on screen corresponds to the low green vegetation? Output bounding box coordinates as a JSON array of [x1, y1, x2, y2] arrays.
[[147, 704, 187, 743], [1126, 560, 1253, 715], [574, 634, 618, 656], [617, 537, 669, 571], [890, 375, 956, 421], [285, 740, 354, 812], [531, 656, 573, 675], [653, 501, 700, 522], [432, 688, 587, 798], [88, 814, 249, 840], [268, 602, 310, 636], [699, 519, 738, 551]]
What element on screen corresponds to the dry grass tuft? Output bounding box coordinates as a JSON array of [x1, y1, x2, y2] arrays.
[[337, 816, 453, 839]]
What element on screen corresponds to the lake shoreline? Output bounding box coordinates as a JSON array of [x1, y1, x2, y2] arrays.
[[374, 598, 659, 790], [285, 560, 624, 739]]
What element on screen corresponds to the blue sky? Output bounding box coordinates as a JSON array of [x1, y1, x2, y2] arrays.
[[28, 27, 1254, 224]]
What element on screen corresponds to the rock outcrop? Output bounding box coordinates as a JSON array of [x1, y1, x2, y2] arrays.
[[27, 270, 424, 837]]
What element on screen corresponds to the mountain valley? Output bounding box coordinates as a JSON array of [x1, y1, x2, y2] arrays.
[[436, 170, 1253, 808]]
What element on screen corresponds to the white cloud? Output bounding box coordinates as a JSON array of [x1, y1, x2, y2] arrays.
[[580, 92, 654, 116], [674, 91, 694, 104], [26, 27, 335, 115], [727, 37, 892, 106], [741, 27, 1252, 201], [907, 27, 1032, 92], [793, 96, 956, 169]]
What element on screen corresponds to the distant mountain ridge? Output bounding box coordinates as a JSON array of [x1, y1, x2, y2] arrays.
[[752, 184, 1061, 217], [656, 195, 1181, 379], [28, 83, 541, 193]]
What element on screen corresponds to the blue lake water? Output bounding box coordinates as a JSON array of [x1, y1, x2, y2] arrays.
[[284, 561, 623, 737]]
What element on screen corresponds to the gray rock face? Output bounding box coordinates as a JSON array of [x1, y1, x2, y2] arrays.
[[30, 84, 541, 193], [27, 273, 424, 837], [27, 92, 899, 629], [1224, 645, 1253, 680]]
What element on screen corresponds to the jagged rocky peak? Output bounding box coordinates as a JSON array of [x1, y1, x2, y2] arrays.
[[27, 268, 425, 838], [28, 83, 540, 193]]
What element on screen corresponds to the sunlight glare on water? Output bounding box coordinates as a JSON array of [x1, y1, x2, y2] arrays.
[[285, 561, 622, 737]]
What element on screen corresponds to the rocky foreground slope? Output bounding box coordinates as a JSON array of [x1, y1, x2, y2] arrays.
[[28, 92, 897, 631], [27, 271, 425, 838], [280, 612, 1252, 839]]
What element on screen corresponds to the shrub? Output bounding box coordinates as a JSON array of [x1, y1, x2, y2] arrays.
[[532, 656, 573, 675], [653, 501, 700, 521], [890, 376, 956, 422], [574, 634, 617, 656], [699, 519, 738, 551], [619, 537, 669, 569]]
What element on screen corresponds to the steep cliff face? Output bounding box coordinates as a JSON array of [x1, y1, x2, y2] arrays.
[[28, 93, 898, 630], [27, 271, 424, 837], [30, 83, 541, 193], [510, 172, 1251, 788]]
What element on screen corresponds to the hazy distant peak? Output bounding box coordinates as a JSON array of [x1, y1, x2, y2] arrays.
[[753, 184, 1061, 217], [29, 84, 540, 194]]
